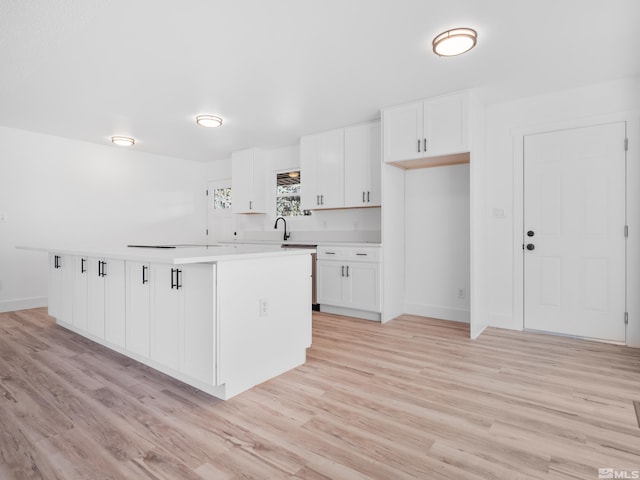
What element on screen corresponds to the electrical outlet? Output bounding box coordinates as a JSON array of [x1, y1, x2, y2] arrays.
[[457, 288, 466, 299], [259, 298, 269, 317]]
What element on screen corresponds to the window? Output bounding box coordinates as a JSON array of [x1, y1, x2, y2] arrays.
[[212, 187, 232, 209], [276, 171, 303, 217]]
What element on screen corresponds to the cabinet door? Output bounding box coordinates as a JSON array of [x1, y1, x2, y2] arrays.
[[345, 262, 380, 312], [48, 254, 62, 318], [151, 264, 181, 370], [316, 260, 346, 306], [48, 253, 72, 322], [72, 257, 88, 331], [126, 262, 151, 358], [344, 122, 381, 207], [180, 264, 214, 384], [249, 150, 267, 213], [301, 129, 344, 210], [423, 92, 468, 156], [87, 257, 105, 339], [383, 101, 423, 163], [231, 149, 253, 213], [104, 259, 126, 348], [300, 134, 319, 210], [232, 149, 267, 213], [316, 129, 344, 209]]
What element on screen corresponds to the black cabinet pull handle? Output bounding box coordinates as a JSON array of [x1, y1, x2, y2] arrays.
[[171, 268, 176, 289], [356, 253, 367, 256], [423, 138, 427, 151], [54, 255, 60, 269], [367, 191, 370, 202], [417, 139, 421, 152], [325, 252, 335, 255], [81, 258, 86, 273], [142, 265, 148, 284], [98, 261, 102, 277], [176, 269, 182, 290], [362, 191, 365, 202], [527, 230, 535, 237], [341, 266, 344, 277], [346, 265, 350, 277], [526, 244, 535, 251], [102, 261, 107, 277]]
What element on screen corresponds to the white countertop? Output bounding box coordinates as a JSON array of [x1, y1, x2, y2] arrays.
[[17, 244, 316, 265]]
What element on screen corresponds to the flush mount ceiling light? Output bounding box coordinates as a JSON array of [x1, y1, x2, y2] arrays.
[[111, 135, 135, 146], [432, 28, 477, 57], [288, 171, 300, 178], [196, 114, 223, 128]]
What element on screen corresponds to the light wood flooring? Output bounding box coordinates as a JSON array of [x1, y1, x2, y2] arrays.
[[1, 308, 639, 479]]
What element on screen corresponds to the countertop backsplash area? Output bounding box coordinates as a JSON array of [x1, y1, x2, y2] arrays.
[[239, 229, 381, 245]]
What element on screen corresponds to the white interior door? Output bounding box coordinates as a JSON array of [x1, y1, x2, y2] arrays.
[[207, 179, 234, 242], [524, 122, 626, 342]]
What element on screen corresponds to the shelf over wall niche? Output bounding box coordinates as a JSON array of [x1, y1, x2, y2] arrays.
[[387, 152, 470, 170]]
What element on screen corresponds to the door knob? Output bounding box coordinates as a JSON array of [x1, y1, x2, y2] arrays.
[[526, 244, 535, 251], [527, 230, 535, 237]]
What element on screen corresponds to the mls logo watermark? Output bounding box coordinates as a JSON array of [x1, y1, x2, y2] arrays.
[[599, 468, 640, 479]]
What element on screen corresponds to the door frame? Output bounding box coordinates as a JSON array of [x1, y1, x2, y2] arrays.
[[512, 113, 638, 345]]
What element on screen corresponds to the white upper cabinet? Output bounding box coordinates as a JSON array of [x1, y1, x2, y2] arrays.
[[383, 91, 469, 164], [301, 122, 381, 210], [344, 122, 381, 207], [232, 148, 267, 214], [300, 128, 345, 210]]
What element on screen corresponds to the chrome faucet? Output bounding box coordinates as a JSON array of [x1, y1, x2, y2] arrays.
[[274, 216, 290, 241]]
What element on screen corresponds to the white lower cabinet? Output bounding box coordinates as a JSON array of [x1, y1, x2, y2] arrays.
[[87, 257, 126, 346], [316, 246, 381, 316], [150, 263, 215, 385], [72, 257, 89, 331], [125, 261, 151, 358], [48, 253, 73, 323]]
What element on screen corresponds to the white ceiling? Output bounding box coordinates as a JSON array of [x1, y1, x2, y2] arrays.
[[1, 0, 638, 162]]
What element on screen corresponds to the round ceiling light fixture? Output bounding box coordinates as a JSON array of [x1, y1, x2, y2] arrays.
[[111, 135, 135, 146], [432, 28, 477, 57], [196, 114, 223, 128]]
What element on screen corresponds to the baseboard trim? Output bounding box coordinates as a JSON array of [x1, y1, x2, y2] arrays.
[[319, 305, 381, 322], [0, 297, 47, 313], [404, 303, 470, 323]]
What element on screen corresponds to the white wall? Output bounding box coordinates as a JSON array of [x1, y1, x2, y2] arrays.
[[206, 144, 382, 243], [404, 164, 470, 322], [0, 126, 210, 312], [482, 77, 640, 345]]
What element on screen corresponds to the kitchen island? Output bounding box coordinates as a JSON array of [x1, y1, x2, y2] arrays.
[[20, 244, 314, 400]]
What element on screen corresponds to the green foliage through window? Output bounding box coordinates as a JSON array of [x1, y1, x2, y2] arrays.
[[276, 171, 303, 217]]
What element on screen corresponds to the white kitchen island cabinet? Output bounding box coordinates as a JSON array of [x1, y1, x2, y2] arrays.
[[28, 244, 313, 400], [125, 261, 151, 357], [86, 257, 126, 346], [150, 263, 214, 385]]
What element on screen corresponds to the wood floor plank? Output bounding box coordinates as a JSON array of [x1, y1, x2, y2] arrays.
[[1, 307, 640, 479]]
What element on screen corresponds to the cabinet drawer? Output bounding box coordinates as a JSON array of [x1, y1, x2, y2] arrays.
[[317, 246, 348, 260], [349, 248, 380, 262]]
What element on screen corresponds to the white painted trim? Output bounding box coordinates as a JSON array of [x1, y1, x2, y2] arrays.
[[512, 110, 640, 345], [319, 304, 381, 322], [0, 297, 47, 313], [470, 324, 487, 340], [404, 303, 470, 323]]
